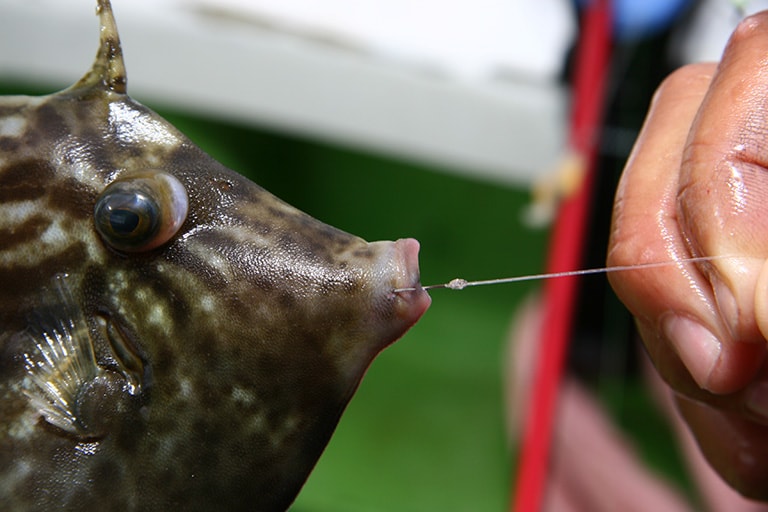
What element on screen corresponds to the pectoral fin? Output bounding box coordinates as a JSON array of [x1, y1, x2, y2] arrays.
[[20, 275, 140, 439]]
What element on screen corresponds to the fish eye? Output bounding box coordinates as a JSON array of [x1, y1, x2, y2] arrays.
[[94, 171, 188, 252]]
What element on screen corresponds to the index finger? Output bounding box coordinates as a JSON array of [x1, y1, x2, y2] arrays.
[[607, 62, 744, 395]]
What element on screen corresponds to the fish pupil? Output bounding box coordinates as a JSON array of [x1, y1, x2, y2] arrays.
[[101, 191, 158, 239], [110, 208, 141, 234]]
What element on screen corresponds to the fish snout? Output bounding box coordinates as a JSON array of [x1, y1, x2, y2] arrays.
[[374, 238, 431, 339]]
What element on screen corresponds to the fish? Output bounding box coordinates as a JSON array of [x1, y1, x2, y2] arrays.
[[0, 1, 431, 510]]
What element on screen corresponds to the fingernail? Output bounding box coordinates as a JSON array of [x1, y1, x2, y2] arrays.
[[746, 382, 768, 423], [662, 315, 722, 390]]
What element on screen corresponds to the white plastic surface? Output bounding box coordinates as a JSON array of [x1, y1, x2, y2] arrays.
[[0, 0, 574, 185]]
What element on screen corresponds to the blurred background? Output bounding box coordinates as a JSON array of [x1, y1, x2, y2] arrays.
[[0, 0, 764, 510]]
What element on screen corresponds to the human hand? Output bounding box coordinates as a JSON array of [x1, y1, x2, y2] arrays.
[[607, 12, 768, 500]]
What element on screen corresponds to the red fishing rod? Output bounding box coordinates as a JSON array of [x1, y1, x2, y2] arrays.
[[511, 1, 613, 510]]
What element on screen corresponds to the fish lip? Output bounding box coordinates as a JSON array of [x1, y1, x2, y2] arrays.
[[390, 238, 431, 328]]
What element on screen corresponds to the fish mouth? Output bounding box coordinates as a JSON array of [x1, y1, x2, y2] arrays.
[[389, 238, 431, 331]]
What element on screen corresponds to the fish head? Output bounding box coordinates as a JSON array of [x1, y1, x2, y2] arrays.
[[0, 1, 430, 510]]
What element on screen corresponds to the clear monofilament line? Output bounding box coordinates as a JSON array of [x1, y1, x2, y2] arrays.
[[392, 254, 741, 293]]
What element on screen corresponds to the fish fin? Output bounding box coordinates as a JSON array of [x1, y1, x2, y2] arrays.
[[21, 275, 107, 437], [69, 0, 127, 94]]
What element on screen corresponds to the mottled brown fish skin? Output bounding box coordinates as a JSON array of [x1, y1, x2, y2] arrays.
[[0, 1, 430, 510]]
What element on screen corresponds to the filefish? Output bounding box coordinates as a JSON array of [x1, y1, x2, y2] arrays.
[[0, 1, 431, 510]]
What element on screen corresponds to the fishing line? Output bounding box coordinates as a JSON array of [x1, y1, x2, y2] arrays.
[[393, 254, 742, 293]]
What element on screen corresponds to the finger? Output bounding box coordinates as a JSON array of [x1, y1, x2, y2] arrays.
[[676, 394, 768, 501], [607, 62, 736, 392], [678, 13, 768, 356], [646, 355, 768, 510]]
